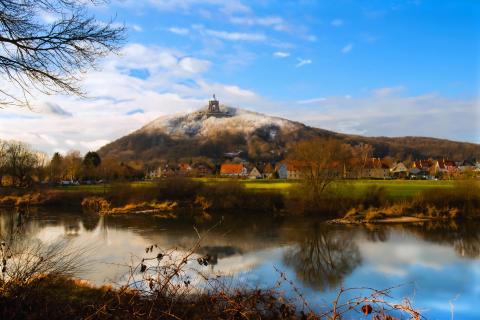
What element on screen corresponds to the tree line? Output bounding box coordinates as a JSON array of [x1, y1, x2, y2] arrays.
[[0, 140, 143, 187]]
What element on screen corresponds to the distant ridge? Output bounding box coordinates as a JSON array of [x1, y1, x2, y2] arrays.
[[98, 105, 480, 163]]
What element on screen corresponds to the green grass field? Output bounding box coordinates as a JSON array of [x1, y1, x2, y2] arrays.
[[239, 179, 455, 199], [53, 178, 458, 200]]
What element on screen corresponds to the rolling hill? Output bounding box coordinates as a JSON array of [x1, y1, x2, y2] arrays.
[[98, 105, 480, 163]]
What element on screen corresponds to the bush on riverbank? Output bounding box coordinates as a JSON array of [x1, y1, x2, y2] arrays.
[[411, 180, 480, 217], [337, 180, 480, 222]]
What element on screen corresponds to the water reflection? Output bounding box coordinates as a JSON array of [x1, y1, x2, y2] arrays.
[[0, 209, 479, 318], [403, 221, 480, 258], [283, 223, 361, 290]]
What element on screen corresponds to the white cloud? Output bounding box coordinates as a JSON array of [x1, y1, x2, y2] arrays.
[[341, 43, 353, 53], [178, 57, 211, 73], [284, 93, 479, 141], [297, 97, 326, 104], [80, 139, 111, 151], [168, 27, 190, 35], [204, 29, 266, 41], [147, 0, 250, 15], [36, 102, 73, 117], [131, 24, 142, 32], [373, 86, 405, 97], [38, 10, 59, 24], [230, 16, 282, 26], [38, 134, 58, 146], [0, 43, 269, 155], [295, 58, 312, 68], [110, 43, 211, 77], [230, 15, 290, 32], [273, 51, 290, 58], [331, 19, 344, 27]]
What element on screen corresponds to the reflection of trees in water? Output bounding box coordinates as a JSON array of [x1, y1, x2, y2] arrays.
[[196, 245, 243, 266], [0, 209, 102, 240], [402, 221, 480, 258], [283, 223, 361, 291], [362, 224, 389, 242]]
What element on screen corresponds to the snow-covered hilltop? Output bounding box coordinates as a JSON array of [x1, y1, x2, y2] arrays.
[[98, 104, 328, 162], [98, 103, 480, 163], [138, 106, 304, 140]]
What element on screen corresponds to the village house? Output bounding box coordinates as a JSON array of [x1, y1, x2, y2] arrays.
[[262, 163, 275, 179], [177, 163, 193, 176], [360, 158, 390, 179], [456, 160, 477, 173], [147, 166, 163, 179], [410, 159, 435, 179], [276, 161, 304, 179], [390, 162, 409, 178], [192, 163, 213, 177], [220, 163, 247, 177], [248, 167, 262, 179], [433, 159, 457, 177]]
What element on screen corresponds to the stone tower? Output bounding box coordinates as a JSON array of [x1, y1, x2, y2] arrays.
[[208, 94, 220, 113]]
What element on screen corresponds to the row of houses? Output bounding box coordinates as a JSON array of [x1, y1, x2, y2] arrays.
[[147, 158, 480, 180], [350, 158, 480, 180]]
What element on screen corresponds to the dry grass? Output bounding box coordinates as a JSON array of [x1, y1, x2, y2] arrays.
[[81, 196, 178, 216], [105, 201, 177, 216]]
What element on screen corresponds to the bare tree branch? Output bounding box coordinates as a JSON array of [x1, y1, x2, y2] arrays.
[[0, 0, 125, 108]]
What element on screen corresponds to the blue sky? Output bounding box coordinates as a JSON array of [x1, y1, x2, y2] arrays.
[[108, 0, 479, 99], [0, 0, 479, 154]]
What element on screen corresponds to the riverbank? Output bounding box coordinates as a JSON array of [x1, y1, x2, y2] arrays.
[[0, 273, 422, 320], [1, 178, 478, 221]]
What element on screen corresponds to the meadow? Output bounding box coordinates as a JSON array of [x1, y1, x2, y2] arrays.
[[54, 178, 456, 200]]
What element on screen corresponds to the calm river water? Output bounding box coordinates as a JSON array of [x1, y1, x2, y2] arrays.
[[1, 209, 479, 319]]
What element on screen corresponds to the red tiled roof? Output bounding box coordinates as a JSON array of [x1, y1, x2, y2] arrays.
[[437, 159, 456, 169], [413, 160, 434, 169], [263, 163, 274, 173], [363, 158, 389, 169], [178, 163, 192, 171], [220, 163, 244, 174]]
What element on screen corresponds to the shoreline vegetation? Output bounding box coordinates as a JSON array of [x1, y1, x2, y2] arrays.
[[0, 178, 478, 223]]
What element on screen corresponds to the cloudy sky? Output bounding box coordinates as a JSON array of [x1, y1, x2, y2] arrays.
[[0, 0, 479, 154]]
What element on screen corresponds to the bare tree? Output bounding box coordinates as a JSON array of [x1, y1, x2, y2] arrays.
[[0, 0, 125, 107], [63, 150, 82, 181], [289, 138, 351, 201], [0, 141, 8, 183], [2, 141, 39, 187]]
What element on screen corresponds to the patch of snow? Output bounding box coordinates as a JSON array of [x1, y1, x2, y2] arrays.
[[138, 107, 303, 139]]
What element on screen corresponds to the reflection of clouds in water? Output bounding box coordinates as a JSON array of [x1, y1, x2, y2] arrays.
[[212, 246, 287, 276], [35, 225, 67, 243], [347, 234, 480, 319], [359, 234, 453, 276], [3, 210, 480, 319]]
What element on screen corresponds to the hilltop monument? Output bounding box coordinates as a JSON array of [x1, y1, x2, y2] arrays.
[[207, 94, 230, 117], [208, 94, 220, 113]]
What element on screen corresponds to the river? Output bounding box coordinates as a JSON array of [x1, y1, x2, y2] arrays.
[[0, 208, 479, 319]]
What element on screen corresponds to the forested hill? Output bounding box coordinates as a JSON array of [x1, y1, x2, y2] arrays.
[[98, 106, 480, 162]]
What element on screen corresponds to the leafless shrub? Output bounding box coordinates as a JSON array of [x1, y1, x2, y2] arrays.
[[0, 209, 89, 291]]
